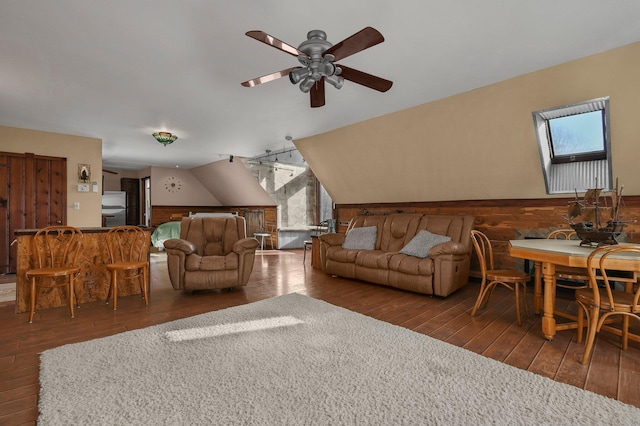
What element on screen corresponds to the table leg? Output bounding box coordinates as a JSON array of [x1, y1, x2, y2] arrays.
[[254, 234, 265, 250], [541, 262, 556, 341], [533, 261, 542, 314]]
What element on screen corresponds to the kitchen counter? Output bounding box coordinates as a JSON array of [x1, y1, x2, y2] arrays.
[[14, 227, 151, 314]]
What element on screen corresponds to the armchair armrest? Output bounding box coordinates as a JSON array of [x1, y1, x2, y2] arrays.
[[428, 241, 469, 257], [319, 233, 345, 246], [429, 241, 469, 257], [163, 238, 197, 255], [233, 237, 260, 253]]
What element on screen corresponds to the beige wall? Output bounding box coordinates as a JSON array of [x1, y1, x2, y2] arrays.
[[0, 124, 271, 227], [0, 125, 102, 227], [6, 41, 640, 214], [150, 166, 221, 206], [104, 162, 273, 208], [191, 159, 275, 206], [102, 168, 146, 192], [296, 41, 640, 204]]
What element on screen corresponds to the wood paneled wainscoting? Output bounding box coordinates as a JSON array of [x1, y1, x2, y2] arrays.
[[335, 197, 640, 274]]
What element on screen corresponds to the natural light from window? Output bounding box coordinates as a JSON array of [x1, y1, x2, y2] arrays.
[[548, 110, 605, 157], [165, 316, 304, 342], [532, 97, 612, 194]]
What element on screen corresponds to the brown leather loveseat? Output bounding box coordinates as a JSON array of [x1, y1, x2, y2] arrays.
[[319, 214, 475, 297], [164, 216, 259, 291]]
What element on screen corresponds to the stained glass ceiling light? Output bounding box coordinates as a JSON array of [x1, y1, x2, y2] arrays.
[[153, 131, 178, 146]]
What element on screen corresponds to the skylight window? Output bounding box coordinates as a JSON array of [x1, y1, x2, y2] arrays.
[[548, 110, 606, 163], [532, 97, 612, 194]]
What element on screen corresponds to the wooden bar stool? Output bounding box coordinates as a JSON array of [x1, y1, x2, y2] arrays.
[[25, 226, 83, 323], [105, 226, 149, 310]]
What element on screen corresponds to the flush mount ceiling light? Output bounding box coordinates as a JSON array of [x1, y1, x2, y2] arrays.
[[153, 131, 178, 146]]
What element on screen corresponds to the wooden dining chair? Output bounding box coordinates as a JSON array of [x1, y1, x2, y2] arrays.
[[265, 222, 277, 249], [576, 245, 640, 365], [105, 226, 149, 311], [470, 230, 530, 326], [26, 226, 83, 323]]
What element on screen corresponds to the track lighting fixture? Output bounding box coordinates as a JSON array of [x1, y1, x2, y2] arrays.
[[229, 155, 234, 163]]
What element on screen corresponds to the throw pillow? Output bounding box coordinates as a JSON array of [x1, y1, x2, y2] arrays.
[[342, 226, 377, 250], [399, 230, 452, 258]]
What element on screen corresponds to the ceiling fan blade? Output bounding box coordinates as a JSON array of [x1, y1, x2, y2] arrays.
[[324, 27, 384, 62], [241, 67, 301, 87], [338, 65, 393, 92], [310, 78, 325, 108], [245, 30, 307, 58]]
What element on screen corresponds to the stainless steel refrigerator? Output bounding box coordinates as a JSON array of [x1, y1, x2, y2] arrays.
[[101, 191, 126, 227]]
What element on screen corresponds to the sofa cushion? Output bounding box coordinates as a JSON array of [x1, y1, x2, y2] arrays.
[[184, 253, 239, 271], [388, 254, 434, 275], [380, 214, 422, 252], [342, 226, 377, 250], [355, 250, 391, 269], [399, 230, 452, 258], [326, 246, 359, 263]]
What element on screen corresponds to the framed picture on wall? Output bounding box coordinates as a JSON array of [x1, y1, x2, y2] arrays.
[[78, 164, 91, 183]]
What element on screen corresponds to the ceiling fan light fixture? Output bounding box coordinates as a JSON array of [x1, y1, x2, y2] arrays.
[[242, 27, 391, 107], [325, 75, 344, 89], [153, 131, 178, 146], [289, 68, 310, 84], [321, 61, 336, 76], [299, 76, 316, 93]]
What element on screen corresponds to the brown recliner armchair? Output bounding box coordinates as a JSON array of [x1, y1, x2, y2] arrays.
[[163, 216, 259, 291]]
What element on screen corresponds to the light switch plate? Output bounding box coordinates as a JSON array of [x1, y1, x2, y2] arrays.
[[77, 183, 90, 192]]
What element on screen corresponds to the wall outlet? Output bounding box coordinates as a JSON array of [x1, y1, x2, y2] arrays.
[[73, 202, 80, 210]]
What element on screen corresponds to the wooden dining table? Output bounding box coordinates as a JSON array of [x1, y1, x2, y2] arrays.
[[508, 239, 640, 341]]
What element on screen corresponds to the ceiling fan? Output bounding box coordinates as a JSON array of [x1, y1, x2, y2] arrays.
[[241, 27, 393, 108]]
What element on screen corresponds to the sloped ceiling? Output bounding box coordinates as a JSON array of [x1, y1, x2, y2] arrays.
[[1, 1, 640, 170]]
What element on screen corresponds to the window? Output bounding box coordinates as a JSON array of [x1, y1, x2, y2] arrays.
[[548, 110, 606, 163], [532, 97, 612, 194], [317, 180, 333, 224]]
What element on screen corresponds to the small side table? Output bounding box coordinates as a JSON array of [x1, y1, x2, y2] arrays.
[[254, 233, 271, 250], [311, 235, 322, 270]]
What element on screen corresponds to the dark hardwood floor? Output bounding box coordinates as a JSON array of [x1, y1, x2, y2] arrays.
[[1, 250, 639, 424]]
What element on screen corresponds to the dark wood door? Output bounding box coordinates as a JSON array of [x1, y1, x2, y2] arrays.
[[0, 152, 67, 274], [121, 177, 140, 225], [242, 208, 265, 238]]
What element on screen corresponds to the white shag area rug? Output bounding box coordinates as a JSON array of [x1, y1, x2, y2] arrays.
[[0, 282, 16, 303], [39, 293, 640, 425]]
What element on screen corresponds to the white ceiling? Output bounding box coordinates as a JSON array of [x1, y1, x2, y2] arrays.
[[2, 1, 640, 170]]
